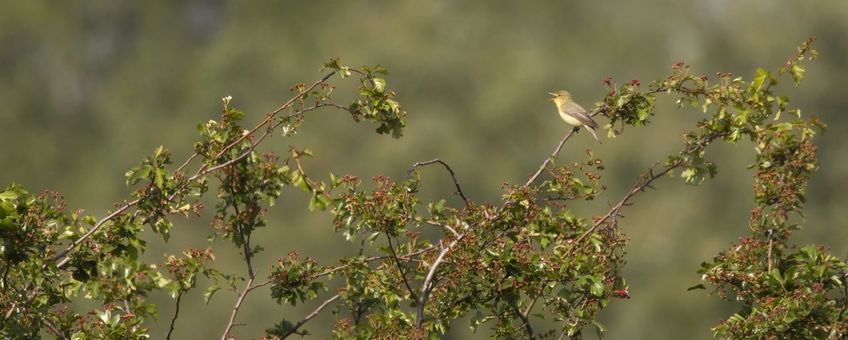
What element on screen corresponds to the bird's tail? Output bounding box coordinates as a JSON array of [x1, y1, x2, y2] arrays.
[[585, 125, 602, 144]]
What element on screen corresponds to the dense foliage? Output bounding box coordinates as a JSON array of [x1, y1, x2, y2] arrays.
[[1, 38, 845, 339]]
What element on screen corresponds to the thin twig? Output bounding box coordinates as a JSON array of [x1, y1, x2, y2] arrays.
[[425, 220, 459, 237], [280, 293, 341, 338], [174, 152, 199, 174], [386, 233, 419, 300], [408, 159, 471, 207], [220, 175, 261, 340], [317, 245, 438, 279], [564, 130, 722, 257], [53, 201, 139, 267], [565, 159, 683, 258], [525, 128, 579, 188], [166, 291, 183, 340], [766, 229, 774, 273], [220, 271, 254, 340]]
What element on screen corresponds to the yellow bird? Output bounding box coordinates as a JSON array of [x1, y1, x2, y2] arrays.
[[549, 90, 601, 143]]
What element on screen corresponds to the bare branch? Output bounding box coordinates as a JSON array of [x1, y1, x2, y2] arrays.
[[281, 293, 341, 339], [425, 220, 459, 238], [220, 189, 259, 340], [166, 291, 183, 340], [565, 159, 682, 258], [386, 233, 419, 301], [525, 128, 579, 188], [409, 158, 471, 207], [767, 229, 774, 273]]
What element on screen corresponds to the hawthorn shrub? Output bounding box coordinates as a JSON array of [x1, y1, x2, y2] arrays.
[[1, 38, 845, 339]]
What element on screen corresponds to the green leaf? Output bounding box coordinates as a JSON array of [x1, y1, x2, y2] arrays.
[[204, 286, 221, 304], [0, 190, 19, 201], [434, 199, 446, 213], [590, 280, 605, 297], [308, 194, 330, 211], [154, 168, 165, 189], [752, 67, 769, 91], [371, 78, 386, 93], [223, 108, 245, 122], [291, 172, 311, 192], [791, 64, 805, 85]]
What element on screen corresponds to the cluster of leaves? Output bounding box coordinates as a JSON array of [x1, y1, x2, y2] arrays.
[[2, 39, 845, 340]]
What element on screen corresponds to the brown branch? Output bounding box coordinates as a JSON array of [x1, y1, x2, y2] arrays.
[[564, 129, 722, 257], [766, 229, 774, 273], [166, 291, 183, 340], [220, 182, 259, 340], [386, 233, 419, 301], [565, 159, 683, 258], [512, 301, 536, 340], [280, 293, 341, 339], [220, 273, 254, 340], [409, 158, 471, 207], [53, 200, 139, 267], [425, 219, 459, 237], [525, 127, 579, 188], [415, 235, 466, 327], [522, 292, 541, 326], [41, 318, 64, 339]]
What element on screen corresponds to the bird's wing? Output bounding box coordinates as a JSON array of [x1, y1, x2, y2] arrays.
[[561, 101, 598, 128]]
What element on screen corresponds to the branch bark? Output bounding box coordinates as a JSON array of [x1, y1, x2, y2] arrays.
[[409, 158, 471, 207], [280, 293, 341, 339]]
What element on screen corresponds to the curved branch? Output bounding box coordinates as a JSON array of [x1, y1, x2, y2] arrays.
[[166, 291, 183, 340], [408, 159, 471, 207]]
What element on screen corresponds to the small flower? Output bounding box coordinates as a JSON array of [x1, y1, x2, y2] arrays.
[[222, 95, 233, 108]]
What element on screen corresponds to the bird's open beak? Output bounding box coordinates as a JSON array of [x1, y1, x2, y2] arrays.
[[548, 92, 556, 96]]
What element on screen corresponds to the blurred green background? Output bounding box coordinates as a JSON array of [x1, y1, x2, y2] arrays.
[[2, 1, 847, 339]]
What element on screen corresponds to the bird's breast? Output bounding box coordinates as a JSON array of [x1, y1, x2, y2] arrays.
[[559, 111, 584, 126]]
